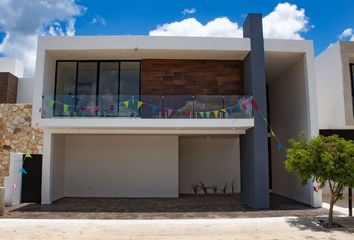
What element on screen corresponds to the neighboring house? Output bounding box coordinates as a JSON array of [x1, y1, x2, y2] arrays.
[[0, 57, 42, 207], [315, 41, 354, 198], [31, 14, 321, 209]]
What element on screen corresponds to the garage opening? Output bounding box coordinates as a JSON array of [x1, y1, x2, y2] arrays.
[[51, 134, 179, 201], [179, 136, 240, 195]]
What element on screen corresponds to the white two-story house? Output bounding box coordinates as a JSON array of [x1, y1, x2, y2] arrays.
[[31, 14, 321, 209]]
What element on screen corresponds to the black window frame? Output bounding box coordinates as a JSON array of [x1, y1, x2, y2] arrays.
[[53, 60, 141, 117]]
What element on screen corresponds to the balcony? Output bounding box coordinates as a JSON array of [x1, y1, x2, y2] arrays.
[[41, 95, 253, 119], [39, 95, 254, 133]]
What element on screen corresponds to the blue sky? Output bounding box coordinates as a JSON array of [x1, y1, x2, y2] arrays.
[[75, 0, 354, 54], [0, 0, 354, 76]]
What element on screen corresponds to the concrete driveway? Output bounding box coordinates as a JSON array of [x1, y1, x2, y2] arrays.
[[0, 217, 353, 240]]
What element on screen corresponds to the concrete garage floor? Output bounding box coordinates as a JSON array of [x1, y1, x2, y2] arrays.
[[3, 194, 330, 219]]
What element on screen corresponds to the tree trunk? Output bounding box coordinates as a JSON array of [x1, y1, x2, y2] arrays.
[[328, 199, 334, 226]]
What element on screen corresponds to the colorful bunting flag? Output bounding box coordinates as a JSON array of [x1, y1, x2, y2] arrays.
[[226, 108, 233, 114], [19, 167, 27, 174], [63, 104, 69, 113], [80, 105, 88, 111], [277, 143, 284, 151], [271, 129, 276, 137], [109, 104, 115, 112], [25, 151, 32, 158], [32, 135, 36, 141], [205, 112, 210, 119], [242, 102, 248, 110], [214, 110, 219, 118], [199, 112, 205, 118], [48, 100, 55, 108], [137, 101, 143, 109], [183, 111, 190, 118], [123, 101, 129, 108], [167, 108, 173, 117], [251, 98, 260, 110], [151, 105, 158, 114], [221, 109, 227, 113], [11, 183, 17, 189], [235, 103, 241, 111], [38, 107, 42, 113], [92, 105, 99, 113]]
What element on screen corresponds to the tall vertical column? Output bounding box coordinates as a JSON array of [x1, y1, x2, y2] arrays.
[[41, 131, 52, 204], [240, 14, 269, 209]]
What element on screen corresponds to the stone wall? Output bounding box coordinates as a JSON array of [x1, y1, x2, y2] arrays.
[[0, 104, 43, 186]]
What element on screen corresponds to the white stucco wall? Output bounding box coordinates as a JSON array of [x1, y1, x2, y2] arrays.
[[51, 134, 65, 201], [268, 56, 316, 206], [16, 78, 34, 103], [0, 57, 24, 78], [315, 43, 346, 129], [63, 134, 179, 197], [179, 136, 240, 194], [315, 41, 354, 129]]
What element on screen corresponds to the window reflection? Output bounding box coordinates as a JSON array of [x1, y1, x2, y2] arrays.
[[54, 61, 140, 117], [77, 62, 98, 116]]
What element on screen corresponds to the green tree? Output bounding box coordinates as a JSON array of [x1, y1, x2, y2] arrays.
[[285, 133, 354, 226]]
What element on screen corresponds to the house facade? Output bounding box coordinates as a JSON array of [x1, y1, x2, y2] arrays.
[[31, 14, 321, 209], [315, 41, 354, 200]]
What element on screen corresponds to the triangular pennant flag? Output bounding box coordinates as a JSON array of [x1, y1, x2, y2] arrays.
[[80, 105, 88, 111], [226, 108, 233, 114], [270, 129, 276, 137], [92, 105, 99, 113], [251, 98, 260, 110], [137, 101, 143, 109], [109, 104, 115, 112], [25, 151, 32, 158], [151, 105, 158, 114], [48, 100, 55, 108], [199, 112, 205, 118], [277, 143, 284, 151], [183, 111, 190, 118], [221, 109, 227, 113], [63, 104, 69, 113], [19, 167, 27, 174], [32, 135, 36, 141], [214, 110, 219, 118], [11, 183, 17, 189], [242, 102, 248, 110], [38, 107, 42, 113], [205, 112, 210, 119], [123, 101, 129, 108], [167, 108, 173, 117], [235, 103, 241, 111]]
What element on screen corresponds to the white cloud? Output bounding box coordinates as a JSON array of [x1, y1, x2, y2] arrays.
[[339, 28, 354, 41], [262, 2, 309, 40], [0, 0, 85, 77], [91, 15, 106, 26], [149, 17, 243, 37], [182, 8, 196, 15], [150, 2, 309, 40]]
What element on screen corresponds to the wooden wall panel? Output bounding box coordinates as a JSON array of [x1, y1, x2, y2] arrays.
[[141, 60, 243, 96], [0, 73, 18, 103]]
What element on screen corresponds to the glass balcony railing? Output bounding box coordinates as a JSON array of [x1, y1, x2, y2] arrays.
[[41, 95, 253, 119]]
